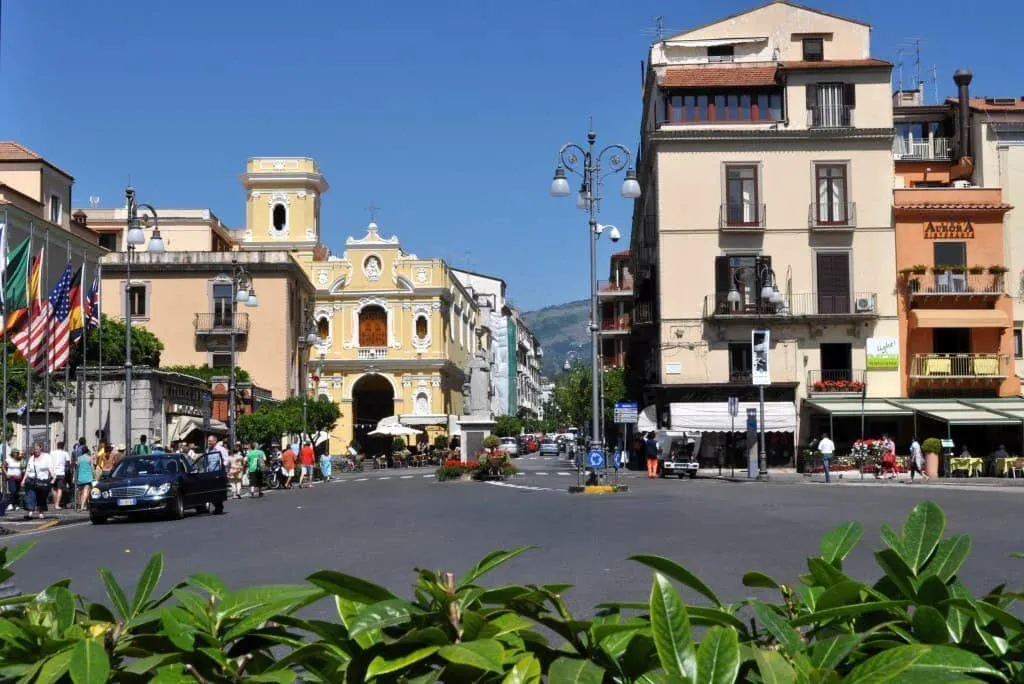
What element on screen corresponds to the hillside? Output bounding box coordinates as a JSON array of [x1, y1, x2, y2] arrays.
[[521, 299, 591, 377]]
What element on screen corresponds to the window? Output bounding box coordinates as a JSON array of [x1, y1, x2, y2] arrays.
[[211, 352, 232, 369], [707, 45, 734, 63], [807, 83, 855, 127], [358, 306, 387, 347], [212, 283, 234, 327], [127, 285, 147, 317], [98, 232, 118, 251], [728, 342, 752, 383], [933, 328, 970, 355], [933, 242, 967, 292], [415, 314, 428, 340], [816, 252, 851, 314], [1015, 329, 1023, 359], [814, 164, 849, 224], [714, 254, 773, 313], [49, 195, 62, 224], [802, 37, 824, 61], [317, 317, 330, 340], [272, 204, 287, 232], [724, 165, 759, 225], [665, 89, 782, 123]]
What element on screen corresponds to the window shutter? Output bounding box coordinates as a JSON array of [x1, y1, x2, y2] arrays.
[[844, 83, 856, 107], [805, 84, 818, 109], [715, 256, 731, 295]]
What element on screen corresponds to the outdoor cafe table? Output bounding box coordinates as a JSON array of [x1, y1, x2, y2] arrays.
[[949, 456, 984, 478], [995, 457, 1022, 477]]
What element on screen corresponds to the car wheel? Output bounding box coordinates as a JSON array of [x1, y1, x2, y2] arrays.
[[168, 493, 184, 520], [89, 512, 107, 525], [212, 500, 224, 515], [689, 471, 697, 479]]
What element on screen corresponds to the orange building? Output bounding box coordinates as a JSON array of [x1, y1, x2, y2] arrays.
[[599, 250, 632, 369]]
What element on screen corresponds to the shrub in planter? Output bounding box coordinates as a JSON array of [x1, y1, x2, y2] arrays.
[[969, 264, 986, 275], [481, 434, 501, 450], [922, 437, 943, 455], [989, 265, 1010, 275], [433, 435, 449, 450], [435, 458, 468, 481], [391, 437, 407, 452], [911, 264, 927, 275]]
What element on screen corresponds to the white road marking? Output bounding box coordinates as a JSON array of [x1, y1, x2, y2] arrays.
[[423, 474, 433, 478], [557, 472, 571, 476], [400, 475, 413, 479], [355, 478, 368, 482], [485, 481, 556, 493], [536, 472, 548, 476], [379, 476, 391, 480]]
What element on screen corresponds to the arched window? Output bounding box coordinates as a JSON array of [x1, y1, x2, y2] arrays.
[[317, 317, 330, 340], [272, 204, 287, 232], [415, 314, 428, 340], [359, 306, 387, 347]]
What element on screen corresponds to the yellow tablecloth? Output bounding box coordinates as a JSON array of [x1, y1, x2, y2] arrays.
[[995, 457, 1022, 477], [949, 457, 983, 477]]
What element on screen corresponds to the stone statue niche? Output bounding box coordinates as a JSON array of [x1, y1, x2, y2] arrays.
[[465, 348, 491, 417]]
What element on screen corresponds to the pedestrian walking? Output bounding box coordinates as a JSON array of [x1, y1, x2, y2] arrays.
[[228, 448, 244, 499], [50, 441, 70, 510], [134, 434, 152, 456], [76, 443, 94, 509], [112, 444, 127, 473], [644, 432, 659, 479], [909, 437, 929, 482], [206, 435, 229, 469], [281, 445, 296, 489], [22, 443, 54, 519], [298, 442, 315, 488], [818, 433, 835, 483], [95, 441, 113, 478], [319, 448, 332, 482], [246, 442, 265, 497], [3, 448, 23, 512]]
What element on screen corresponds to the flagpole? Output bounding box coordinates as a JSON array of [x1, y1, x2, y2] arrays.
[[97, 261, 103, 448], [1, 209, 8, 500], [43, 229, 50, 451], [79, 261, 88, 445], [63, 239, 72, 450], [23, 223, 34, 458]]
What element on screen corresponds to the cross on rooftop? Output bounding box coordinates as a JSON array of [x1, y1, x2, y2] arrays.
[[366, 201, 381, 222]]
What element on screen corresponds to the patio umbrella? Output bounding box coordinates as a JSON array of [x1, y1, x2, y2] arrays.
[[368, 416, 422, 437]]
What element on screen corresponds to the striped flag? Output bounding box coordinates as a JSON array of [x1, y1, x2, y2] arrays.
[[85, 271, 99, 328], [3, 238, 32, 333], [41, 260, 74, 373], [68, 265, 85, 342], [10, 247, 44, 366]]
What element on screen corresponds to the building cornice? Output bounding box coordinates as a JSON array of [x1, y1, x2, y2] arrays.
[[99, 251, 316, 291], [321, 358, 467, 379], [648, 127, 895, 144]]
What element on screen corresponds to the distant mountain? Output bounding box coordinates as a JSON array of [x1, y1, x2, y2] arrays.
[[521, 299, 591, 377]]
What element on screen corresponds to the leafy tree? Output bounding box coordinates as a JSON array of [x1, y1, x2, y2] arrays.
[[550, 366, 627, 437], [236, 407, 286, 448], [275, 396, 341, 436], [70, 315, 163, 368], [161, 364, 251, 383], [493, 414, 523, 437]]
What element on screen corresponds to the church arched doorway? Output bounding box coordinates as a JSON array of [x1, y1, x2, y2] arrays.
[[352, 374, 395, 455]]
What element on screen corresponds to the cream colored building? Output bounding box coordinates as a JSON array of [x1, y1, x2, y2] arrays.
[[629, 1, 898, 463]]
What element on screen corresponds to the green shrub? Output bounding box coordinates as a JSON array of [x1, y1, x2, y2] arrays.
[[392, 437, 408, 452], [433, 435, 449, 450], [482, 434, 501, 450], [922, 437, 943, 454], [0, 501, 1018, 681]]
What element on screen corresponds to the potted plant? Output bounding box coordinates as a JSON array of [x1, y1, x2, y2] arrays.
[[930, 264, 949, 275], [968, 264, 986, 275], [482, 434, 501, 454], [921, 437, 943, 479], [911, 264, 927, 275], [898, 267, 916, 277], [988, 265, 1009, 275], [950, 264, 967, 274]]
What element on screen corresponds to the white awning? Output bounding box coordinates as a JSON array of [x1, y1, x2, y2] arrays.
[[167, 415, 227, 443], [399, 414, 451, 427], [663, 37, 768, 48], [638, 405, 658, 432], [669, 401, 796, 433]]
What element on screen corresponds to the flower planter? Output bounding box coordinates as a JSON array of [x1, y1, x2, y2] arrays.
[[925, 451, 939, 479]]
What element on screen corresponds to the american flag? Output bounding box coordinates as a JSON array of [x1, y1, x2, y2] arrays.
[[41, 260, 75, 373]]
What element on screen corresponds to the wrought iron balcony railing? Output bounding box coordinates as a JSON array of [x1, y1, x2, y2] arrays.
[[807, 369, 866, 395], [809, 202, 856, 229], [194, 312, 250, 335], [909, 353, 1009, 380], [807, 105, 853, 128], [704, 292, 879, 319]]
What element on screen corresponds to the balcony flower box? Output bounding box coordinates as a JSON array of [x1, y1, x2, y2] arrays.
[[811, 379, 865, 393]]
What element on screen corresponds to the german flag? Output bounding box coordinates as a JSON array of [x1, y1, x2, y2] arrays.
[[68, 265, 85, 342]]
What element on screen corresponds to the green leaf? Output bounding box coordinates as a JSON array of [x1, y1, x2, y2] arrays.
[[246, 673, 296, 683], [816, 581, 867, 612], [307, 569, 396, 604], [458, 546, 536, 588], [437, 640, 505, 673], [98, 567, 130, 620], [806, 558, 849, 588], [131, 553, 164, 618], [753, 649, 795, 684], [923, 536, 971, 583], [631, 554, 722, 607], [809, 634, 866, 671], [880, 523, 902, 553], [974, 623, 1009, 658], [186, 572, 227, 598], [790, 600, 910, 627], [547, 657, 606, 684], [695, 626, 739, 684], [350, 598, 422, 637], [39, 586, 76, 632], [688, 606, 749, 635], [901, 501, 945, 573], [649, 572, 697, 681], [160, 608, 195, 652], [69, 639, 110, 684], [122, 654, 181, 675], [975, 601, 1024, 634], [502, 655, 542, 684], [845, 644, 930, 683], [742, 572, 780, 589], [874, 549, 918, 599], [906, 645, 1006, 680], [819, 521, 864, 566], [36, 648, 74, 684], [366, 646, 440, 678], [2, 541, 35, 568], [750, 601, 802, 653], [912, 605, 949, 644]]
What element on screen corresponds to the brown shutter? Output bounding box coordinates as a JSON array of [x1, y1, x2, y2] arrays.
[[359, 307, 388, 347], [816, 253, 850, 314], [714, 256, 731, 312], [844, 83, 856, 108]]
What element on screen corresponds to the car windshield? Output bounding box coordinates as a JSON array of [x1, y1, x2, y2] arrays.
[[111, 456, 179, 478], [542, 439, 555, 445], [501, 438, 515, 443]]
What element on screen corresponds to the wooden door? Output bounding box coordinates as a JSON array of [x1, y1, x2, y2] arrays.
[[359, 307, 387, 347]]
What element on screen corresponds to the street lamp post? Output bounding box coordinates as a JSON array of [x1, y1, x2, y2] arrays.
[[228, 257, 259, 449], [297, 315, 318, 442], [123, 187, 165, 449], [550, 128, 640, 467]]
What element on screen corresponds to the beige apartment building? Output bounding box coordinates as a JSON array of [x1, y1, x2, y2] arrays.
[[628, 1, 898, 466]]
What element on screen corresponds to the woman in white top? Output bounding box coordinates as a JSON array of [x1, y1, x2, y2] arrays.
[[23, 443, 53, 519], [3, 449, 24, 511]]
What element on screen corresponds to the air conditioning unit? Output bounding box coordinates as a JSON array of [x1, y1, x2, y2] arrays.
[[854, 297, 875, 313]]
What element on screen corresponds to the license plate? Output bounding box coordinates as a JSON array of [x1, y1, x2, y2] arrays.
[[117, 498, 136, 506]]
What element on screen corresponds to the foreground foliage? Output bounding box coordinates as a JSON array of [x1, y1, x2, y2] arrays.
[[0, 500, 1020, 682]]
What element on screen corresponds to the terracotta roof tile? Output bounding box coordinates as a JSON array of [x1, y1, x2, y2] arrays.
[[662, 65, 778, 88], [949, 97, 1024, 112], [0, 141, 42, 161], [896, 203, 1013, 210], [781, 58, 891, 70]]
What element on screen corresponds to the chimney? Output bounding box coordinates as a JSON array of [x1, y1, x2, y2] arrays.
[[953, 69, 973, 159]]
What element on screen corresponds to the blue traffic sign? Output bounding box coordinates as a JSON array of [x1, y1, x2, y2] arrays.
[[588, 449, 605, 468]]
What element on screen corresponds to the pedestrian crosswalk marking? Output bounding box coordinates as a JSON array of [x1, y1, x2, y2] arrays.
[[400, 475, 413, 479], [485, 482, 558, 493], [379, 476, 391, 480]]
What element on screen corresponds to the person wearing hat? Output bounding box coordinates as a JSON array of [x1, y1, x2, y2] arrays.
[[111, 444, 127, 475]]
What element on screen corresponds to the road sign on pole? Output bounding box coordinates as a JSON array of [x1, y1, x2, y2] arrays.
[[746, 408, 757, 432], [728, 396, 738, 417], [588, 449, 605, 468], [613, 402, 638, 424]]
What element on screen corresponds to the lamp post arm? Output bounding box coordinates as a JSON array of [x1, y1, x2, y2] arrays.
[[596, 144, 632, 179], [557, 143, 590, 178]]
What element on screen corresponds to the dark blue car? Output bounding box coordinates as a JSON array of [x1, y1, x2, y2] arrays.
[[89, 453, 227, 524]]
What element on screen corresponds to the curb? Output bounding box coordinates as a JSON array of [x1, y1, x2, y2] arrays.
[[568, 485, 630, 495]]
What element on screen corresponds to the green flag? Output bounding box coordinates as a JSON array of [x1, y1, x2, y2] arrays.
[[3, 238, 31, 321]]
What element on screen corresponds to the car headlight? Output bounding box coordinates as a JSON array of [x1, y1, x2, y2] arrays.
[[90, 489, 100, 499], [148, 482, 171, 496]]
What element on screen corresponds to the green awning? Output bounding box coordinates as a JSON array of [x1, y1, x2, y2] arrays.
[[805, 398, 913, 417], [889, 399, 1021, 426]]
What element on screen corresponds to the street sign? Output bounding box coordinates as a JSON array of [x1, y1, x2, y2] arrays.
[[746, 408, 757, 432], [588, 449, 605, 468], [728, 396, 738, 417], [614, 401, 639, 424]]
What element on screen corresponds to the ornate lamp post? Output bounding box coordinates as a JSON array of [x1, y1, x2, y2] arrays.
[[124, 186, 165, 448], [228, 256, 259, 449], [549, 128, 640, 460], [297, 315, 318, 441]]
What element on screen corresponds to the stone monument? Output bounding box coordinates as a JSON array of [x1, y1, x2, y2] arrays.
[[457, 342, 496, 463]]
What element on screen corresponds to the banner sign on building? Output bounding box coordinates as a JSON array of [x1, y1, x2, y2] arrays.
[[751, 329, 770, 386], [866, 337, 899, 370], [490, 312, 510, 415]]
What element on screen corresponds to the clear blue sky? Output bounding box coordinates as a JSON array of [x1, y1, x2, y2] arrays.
[[1, 1, 1020, 311]]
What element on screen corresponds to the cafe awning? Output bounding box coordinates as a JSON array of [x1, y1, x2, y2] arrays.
[[909, 309, 1009, 329], [805, 398, 912, 417], [167, 415, 227, 443], [889, 399, 1020, 426]]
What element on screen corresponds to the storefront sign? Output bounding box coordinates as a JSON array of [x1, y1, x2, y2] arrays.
[[924, 221, 974, 239], [867, 337, 899, 370]]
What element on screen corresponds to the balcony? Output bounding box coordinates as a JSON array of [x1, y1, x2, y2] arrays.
[[704, 292, 879, 321], [358, 347, 388, 360], [893, 136, 953, 161], [598, 279, 634, 297], [808, 105, 853, 129], [907, 271, 1006, 301], [720, 203, 766, 231], [807, 370, 866, 396], [634, 300, 656, 325], [194, 313, 250, 335], [909, 353, 1009, 381], [808, 202, 857, 230], [600, 314, 632, 334]]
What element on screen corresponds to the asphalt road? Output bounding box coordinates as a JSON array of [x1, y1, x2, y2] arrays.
[[7, 453, 1024, 618]]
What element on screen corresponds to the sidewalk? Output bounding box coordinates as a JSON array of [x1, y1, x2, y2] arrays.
[[700, 468, 1024, 491], [0, 506, 90, 533]]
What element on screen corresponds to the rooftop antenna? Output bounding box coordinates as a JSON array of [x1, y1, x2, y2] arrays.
[[895, 47, 905, 92], [901, 38, 925, 92], [654, 15, 664, 40], [88, 195, 100, 208], [931, 64, 938, 104], [464, 249, 473, 267]]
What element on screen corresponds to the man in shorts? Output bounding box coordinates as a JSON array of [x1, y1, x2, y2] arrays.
[[246, 442, 265, 497], [281, 445, 296, 489], [298, 441, 315, 488]]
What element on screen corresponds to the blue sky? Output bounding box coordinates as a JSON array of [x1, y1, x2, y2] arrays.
[[1, 0, 1020, 311]]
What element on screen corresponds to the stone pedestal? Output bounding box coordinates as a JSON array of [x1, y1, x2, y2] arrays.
[[457, 416, 496, 463]]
